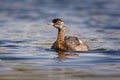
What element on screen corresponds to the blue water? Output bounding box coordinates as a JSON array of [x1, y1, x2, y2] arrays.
[[0, 0, 120, 80]]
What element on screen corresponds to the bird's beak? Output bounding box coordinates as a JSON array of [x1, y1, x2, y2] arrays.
[[48, 23, 54, 26]]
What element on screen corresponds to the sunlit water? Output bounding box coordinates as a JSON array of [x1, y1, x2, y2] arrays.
[[0, 0, 120, 80]]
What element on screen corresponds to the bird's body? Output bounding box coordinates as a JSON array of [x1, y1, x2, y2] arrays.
[[51, 36, 88, 51], [49, 18, 89, 51]]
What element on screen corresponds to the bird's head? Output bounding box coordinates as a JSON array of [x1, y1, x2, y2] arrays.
[[48, 18, 65, 30]]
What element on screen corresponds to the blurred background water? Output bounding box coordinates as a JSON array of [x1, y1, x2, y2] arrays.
[[0, 0, 120, 80]]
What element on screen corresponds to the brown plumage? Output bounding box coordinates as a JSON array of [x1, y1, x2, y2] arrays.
[[49, 18, 89, 51]]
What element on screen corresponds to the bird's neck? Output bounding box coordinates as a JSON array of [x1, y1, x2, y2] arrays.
[[56, 27, 65, 50]]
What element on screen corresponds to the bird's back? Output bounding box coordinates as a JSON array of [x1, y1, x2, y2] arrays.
[[64, 36, 89, 51]]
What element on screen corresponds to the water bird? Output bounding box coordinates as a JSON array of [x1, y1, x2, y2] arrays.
[[48, 18, 89, 51]]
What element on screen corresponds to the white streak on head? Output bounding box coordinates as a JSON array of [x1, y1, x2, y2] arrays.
[[60, 25, 63, 29]]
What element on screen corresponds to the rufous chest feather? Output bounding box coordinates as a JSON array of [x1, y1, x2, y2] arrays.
[[56, 29, 65, 49]]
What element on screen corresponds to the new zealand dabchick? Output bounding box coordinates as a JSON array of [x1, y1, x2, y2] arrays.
[[49, 18, 89, 51]]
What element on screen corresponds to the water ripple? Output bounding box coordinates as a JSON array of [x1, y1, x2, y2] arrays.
[[0, 0, 120, 80]]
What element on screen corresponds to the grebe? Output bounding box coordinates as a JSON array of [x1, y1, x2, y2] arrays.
[[49, 18, 89, 51]]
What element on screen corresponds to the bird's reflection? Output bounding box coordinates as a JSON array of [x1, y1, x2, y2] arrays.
[[57, 50, 79, 58], [57, 50, 66, 58]]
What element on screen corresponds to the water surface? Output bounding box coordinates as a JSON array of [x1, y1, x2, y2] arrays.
[[0, 0, 120, 80]]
